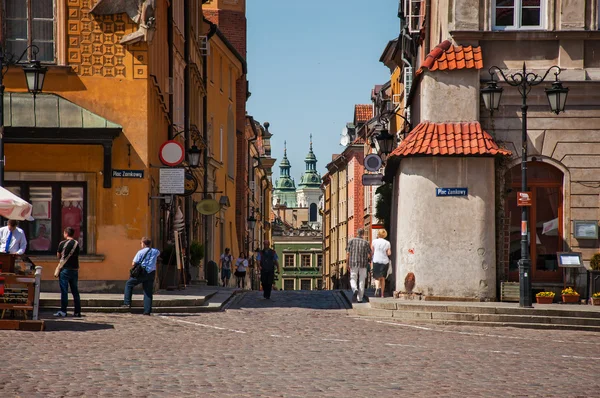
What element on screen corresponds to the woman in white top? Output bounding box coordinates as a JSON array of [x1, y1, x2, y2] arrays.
[[371, 229, 391, 298], [234, 252, 249, 289]]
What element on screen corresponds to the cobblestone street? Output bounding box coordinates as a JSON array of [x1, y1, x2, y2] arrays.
[[3, 290, 600, 397]]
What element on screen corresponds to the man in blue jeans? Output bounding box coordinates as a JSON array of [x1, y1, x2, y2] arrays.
[[54, 227, 81, 317], [122, 237, 160, 315]]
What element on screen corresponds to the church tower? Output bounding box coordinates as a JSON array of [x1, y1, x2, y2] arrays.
[[273, 142, 297, 207], [296, 135, 322, 226]]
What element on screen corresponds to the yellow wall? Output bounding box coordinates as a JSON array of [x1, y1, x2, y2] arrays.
[[206, 34, 243, 257]]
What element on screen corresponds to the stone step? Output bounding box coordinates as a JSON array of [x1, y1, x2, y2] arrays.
[[39, 291, 217, 309], [371, 301, 600, 319], [353, 306, 600, 330], [40, 305, 220, 314], [356, 315, 600, 333]]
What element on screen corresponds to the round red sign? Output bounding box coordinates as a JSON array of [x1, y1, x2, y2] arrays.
[[159, 140, 185, 167]]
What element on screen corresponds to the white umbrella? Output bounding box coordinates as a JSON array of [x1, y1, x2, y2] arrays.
[[0, 186, 34, 221]]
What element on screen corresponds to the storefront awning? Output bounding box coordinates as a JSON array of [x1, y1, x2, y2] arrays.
[[3, 93, 122, 188]]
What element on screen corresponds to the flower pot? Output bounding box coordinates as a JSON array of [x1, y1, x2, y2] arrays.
[[592, 297, 600, 306], [536, 296, 554, 304], [562, 294, 580, 304]]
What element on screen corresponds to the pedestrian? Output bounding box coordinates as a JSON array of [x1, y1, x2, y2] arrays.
[[122, 237, 160, 315], [234, 252, 248, 289], [220, 248, 233, 287], [371, 228, 392, 298], [0, 219, 27, 255], [54, 227, 81, 317], [257, 240, 280, 300], [346, 228, 371, 303]]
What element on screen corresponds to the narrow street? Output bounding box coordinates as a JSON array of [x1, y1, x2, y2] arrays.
[[2, 291, 599, 397]]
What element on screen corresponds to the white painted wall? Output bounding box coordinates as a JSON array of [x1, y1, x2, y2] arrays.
[[393, 157, 496, 299]]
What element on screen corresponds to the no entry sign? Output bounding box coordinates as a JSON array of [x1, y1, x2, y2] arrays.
[[159, 140, 185, 167]]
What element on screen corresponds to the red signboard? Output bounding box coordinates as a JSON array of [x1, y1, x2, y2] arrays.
[[517, 191, 532, 207]]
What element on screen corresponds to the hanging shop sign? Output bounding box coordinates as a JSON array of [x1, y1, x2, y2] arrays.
[[112, 169, 144, 179], [183, 173, 199, 196], [362, 173, 384, 186], [517, 191, 532, 206], [159, 140, 185, 167], [436, 187, 468, 197], [159, 168, 185, 194]]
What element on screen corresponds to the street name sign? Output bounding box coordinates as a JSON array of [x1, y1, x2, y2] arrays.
[[112, 169, 144, 179], [436, 187, 468, 197]]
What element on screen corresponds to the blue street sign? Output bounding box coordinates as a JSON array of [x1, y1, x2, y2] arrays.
[[436, 187, 468, 197]]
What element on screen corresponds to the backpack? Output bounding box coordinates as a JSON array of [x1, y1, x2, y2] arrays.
[[261, 249, 276, 272]]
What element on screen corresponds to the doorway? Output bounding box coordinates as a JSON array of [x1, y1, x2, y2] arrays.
[[506, 161, 563, 283]]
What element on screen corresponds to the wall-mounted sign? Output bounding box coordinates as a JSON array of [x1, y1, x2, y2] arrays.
[[159, 140, 185, 167], [436, 187, 468, 197], [362, 173, 384, 186], [557, 252, 583, 268], [517, 191, 532, 206], [112, 169, 144, 179], [573, 220, 599, 240], [159, 168, 185, 194]]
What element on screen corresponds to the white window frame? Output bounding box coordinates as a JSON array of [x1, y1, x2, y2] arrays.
[[404, 0, 424, 33], [283, 253, 295, 267], [219, 125, 223, 162], [300, 253, 311, 267], [492, 0, 546, 31]]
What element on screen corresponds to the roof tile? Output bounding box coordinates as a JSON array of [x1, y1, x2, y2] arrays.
[[354, 104, 373, 124], [426, 42, 484, 73], [389, 121, 511, 159]]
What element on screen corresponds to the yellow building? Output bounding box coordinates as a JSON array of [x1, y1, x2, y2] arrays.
[[203, 22, 246, 262], [1, 0, 208, 290]]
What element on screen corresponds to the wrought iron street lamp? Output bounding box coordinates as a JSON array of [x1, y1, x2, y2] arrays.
[[375, 129, 395, 155], [0, 45, 48, 186], [247, 213, 257, 229], [187, 144, 201, 168], [481, 63, 569, 308]]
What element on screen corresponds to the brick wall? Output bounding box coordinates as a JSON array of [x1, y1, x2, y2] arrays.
[[352, 151, 365, 237]]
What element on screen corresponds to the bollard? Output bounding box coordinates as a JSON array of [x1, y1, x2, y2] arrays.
[[32, 266, 43, 320]]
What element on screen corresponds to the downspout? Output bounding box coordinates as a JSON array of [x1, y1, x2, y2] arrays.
[[248, 121, 258, 256], [203, 19, 218, 271], [184, 0, 191, 276]]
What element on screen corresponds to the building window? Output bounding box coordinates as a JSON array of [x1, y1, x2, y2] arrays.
[[219, 55, 223, 91], [317, 279, 323, 290], [283, 279, 295, 290], [5, 182, 86, 254], [227, 107, 235, 178], [310, 203, 317, 222], [219, 125, 223, 162], [317, 254, 323, 269], [300, 279, 311, 290], [5, 0, 56, 62], [493, 0, 544, 30], [228, 66, 233, 99], [300, 254, 311, 267], [284, 254, 295, 267]]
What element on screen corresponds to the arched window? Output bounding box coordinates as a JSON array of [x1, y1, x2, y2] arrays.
[[309, 203, 317, 222]]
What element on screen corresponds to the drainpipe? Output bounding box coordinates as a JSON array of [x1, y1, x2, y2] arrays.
[[248, 122, 258, 256], [203, 20, 217, 274], [184, 0, 191, 278]]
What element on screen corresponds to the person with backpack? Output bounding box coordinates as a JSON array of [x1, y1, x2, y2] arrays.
[[257, 240, 280, 300], [219, 248, 233, 287], [122, 237, 160, 315]]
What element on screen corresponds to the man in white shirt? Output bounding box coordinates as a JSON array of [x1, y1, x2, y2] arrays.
[[0, 220, 27, 255]]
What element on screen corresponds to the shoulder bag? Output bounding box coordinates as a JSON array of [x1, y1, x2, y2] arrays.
[[130, 248, 152, 278], [54, 240, 79, 278]]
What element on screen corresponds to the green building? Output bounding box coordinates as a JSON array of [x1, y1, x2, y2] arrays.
[[272, 220, 323, 291]]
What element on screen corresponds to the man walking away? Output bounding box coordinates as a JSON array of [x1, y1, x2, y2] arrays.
[[122, 237, 160, 315], [257, 240, 280, 300], [346, 228, 371, 303], [220, 248, 233, 287]]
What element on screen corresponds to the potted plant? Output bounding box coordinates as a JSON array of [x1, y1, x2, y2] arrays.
[[592, 292, 600, 306], [535, 291, 555, 304], [561, 287, 580, 304], [189, 242, 204, 267], [590, 253, 600, 271]]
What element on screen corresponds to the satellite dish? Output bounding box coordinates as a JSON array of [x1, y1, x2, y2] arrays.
[[342, 126, 349, 136], [196, 199, 220, 215], [340, 135, 350, 147], [364, 154, 383, 172]]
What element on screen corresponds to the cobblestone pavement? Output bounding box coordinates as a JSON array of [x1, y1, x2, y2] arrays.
[[3, 290, 600, 397]]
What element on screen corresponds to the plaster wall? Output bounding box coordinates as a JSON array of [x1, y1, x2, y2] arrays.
[[452, 0, 480, 31], [420, 70, 479, 123], [394, 157, 496, 299]]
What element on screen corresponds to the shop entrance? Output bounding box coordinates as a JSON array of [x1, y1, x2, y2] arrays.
[[506, 162, 564, 283]]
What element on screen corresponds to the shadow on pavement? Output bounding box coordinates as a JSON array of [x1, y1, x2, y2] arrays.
[[42, 320, 115, 332]]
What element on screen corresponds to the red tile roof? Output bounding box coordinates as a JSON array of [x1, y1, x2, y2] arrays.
[[354, 104, 373, 124], [390, 121, 511, 158], [417, 40, 483, 76]]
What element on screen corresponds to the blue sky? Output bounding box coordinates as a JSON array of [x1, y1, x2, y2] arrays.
[[246, 0, 399, 182]]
